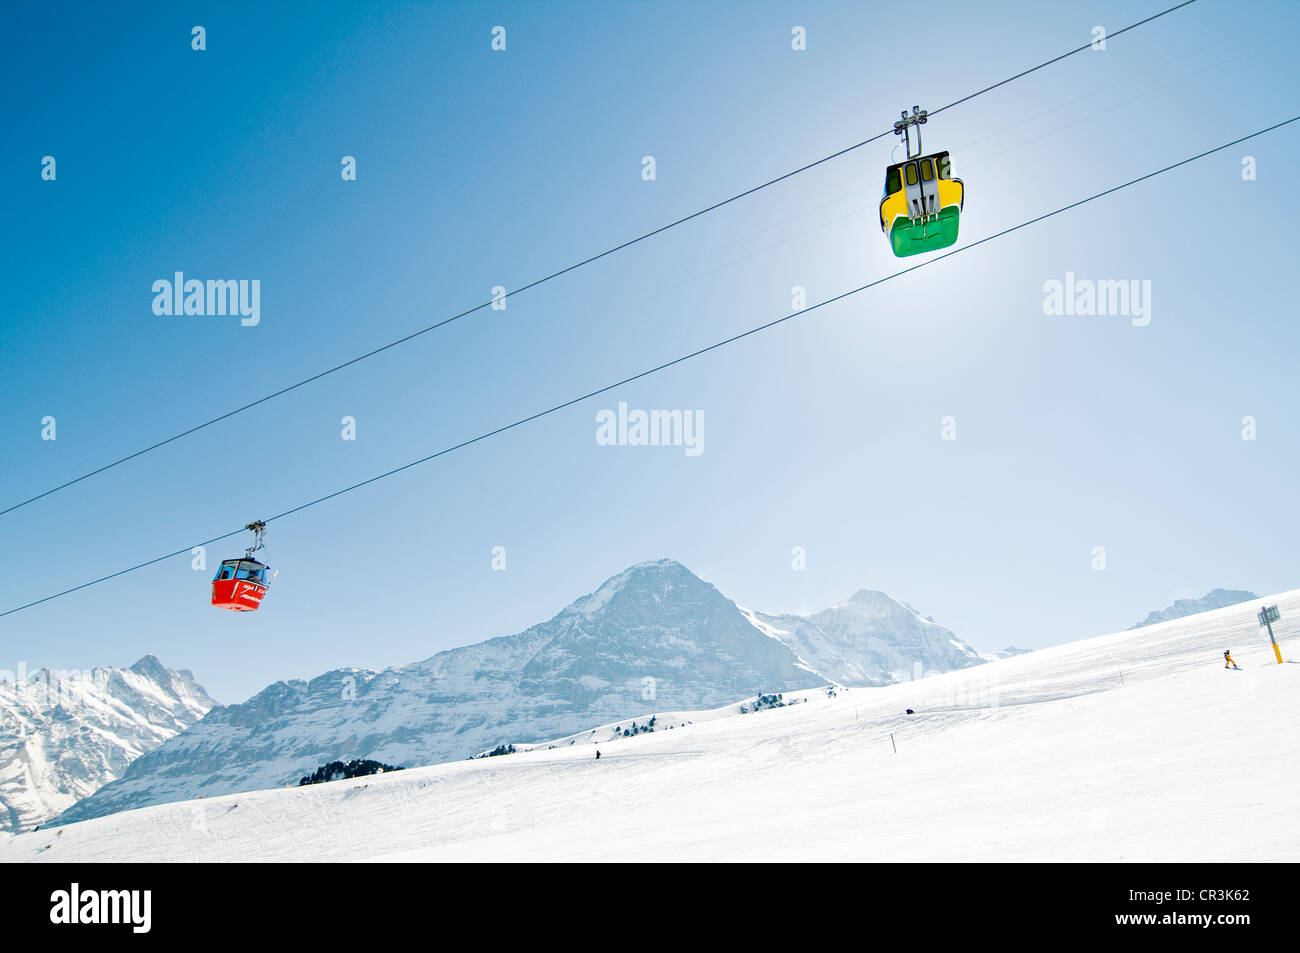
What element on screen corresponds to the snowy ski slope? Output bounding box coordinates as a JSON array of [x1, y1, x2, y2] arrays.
[[3, 590, 1296, 863]]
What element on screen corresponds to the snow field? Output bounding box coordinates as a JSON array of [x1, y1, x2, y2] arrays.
[[3, 590, 1296, 862]]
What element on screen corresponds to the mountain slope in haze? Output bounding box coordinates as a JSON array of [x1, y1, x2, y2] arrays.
[[980, 646, 1033, 661], [1129, 588, 1258, 629], [0, 656, 215, 833], [53, 560, 983, 827], [743, 590, 984, 686]]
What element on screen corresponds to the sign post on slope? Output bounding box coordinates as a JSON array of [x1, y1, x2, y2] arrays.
[[1258, 605, 1283, 664]]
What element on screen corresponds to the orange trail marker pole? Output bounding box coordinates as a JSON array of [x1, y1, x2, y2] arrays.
[[1259, 604, 1284, 664]]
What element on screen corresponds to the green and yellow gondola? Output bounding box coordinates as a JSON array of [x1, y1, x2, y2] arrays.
[[879, 107, 964, 258]]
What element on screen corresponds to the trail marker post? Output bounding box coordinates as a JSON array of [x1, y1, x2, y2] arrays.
[[1258, 604, 1283, 664]]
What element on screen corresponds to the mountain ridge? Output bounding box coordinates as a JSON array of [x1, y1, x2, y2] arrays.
[[1129, 588, 1258, 629], [53, 559, 983, 827], [0, 655, 215, 833]]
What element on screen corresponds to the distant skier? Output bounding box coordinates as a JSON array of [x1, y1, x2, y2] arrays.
[[595, 750, 601, 760], [1224, 650, 1240, 670]]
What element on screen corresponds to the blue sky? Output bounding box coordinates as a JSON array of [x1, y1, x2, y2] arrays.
[[2, 0, 1297, 702]]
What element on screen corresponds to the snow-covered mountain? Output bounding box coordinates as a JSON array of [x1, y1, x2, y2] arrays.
[[12, 587, 1296, 863], [0, 656, 214, 834], [742, 590, 984, 686], [53, 559, 980, 826], [980, 646, 1034, 661], [1128, 588, 1258, 629]]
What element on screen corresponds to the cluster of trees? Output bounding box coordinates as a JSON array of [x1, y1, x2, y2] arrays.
[[613, 715, 657, 738], [480, 714, 686, 759], [297, 759, 402, 786], [739, 692, 788, 714]]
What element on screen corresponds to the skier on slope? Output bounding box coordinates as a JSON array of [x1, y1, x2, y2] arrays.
[[1224, 649, 1240, 670]]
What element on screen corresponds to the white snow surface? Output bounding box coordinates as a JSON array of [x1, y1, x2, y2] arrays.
[[3, 590, 1296, 862]]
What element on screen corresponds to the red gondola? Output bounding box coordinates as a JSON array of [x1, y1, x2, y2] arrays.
[[211, 521, 276, 612]]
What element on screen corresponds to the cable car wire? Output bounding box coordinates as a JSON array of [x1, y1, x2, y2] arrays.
[[0, 0, 1203, 520], [3, 111, 1294, 621]]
